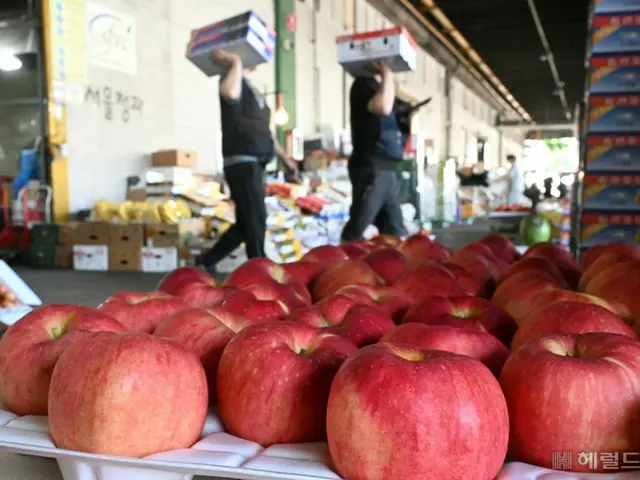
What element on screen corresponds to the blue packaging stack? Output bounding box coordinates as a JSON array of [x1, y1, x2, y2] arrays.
[[581, 2, 640, 249]]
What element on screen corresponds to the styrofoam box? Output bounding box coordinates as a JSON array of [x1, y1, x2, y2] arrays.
[[141, 247, 179, 273], [0, 407, 639, 480], [72, 245, 108, 272], [336, 26, 417, 77]]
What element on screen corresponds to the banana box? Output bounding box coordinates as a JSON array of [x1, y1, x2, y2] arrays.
[[582, 174, 640, 212], [588, 95, 640, 133], [594, 0, 640, 14], [581, 213, 640, 246], [586, 135, 640, 172], [593, 14, 640, 55], [591, 55, 640, 94]]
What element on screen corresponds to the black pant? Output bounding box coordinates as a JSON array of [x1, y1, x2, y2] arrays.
[[341, 165, 407, 242], [199, 161, 266, 266]]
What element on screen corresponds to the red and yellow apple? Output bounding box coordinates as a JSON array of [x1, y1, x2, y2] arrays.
[[301, 245, 349, 269], [326, 343, 509, 480], [380, 323, 509, 376], [393, 264, 465, 303], [97, 291, 189, 333], [222, 289, 290, 323], [283, 260, 325, 287], [171, 279, 235, 309], [403, 295, 517, 345], [217, 321, 357, 446], [523, 242, 582, 288], [337, 284, 413, 323], [156, 266, 214, 295], [479, 234, 520, 264], [500, 333, 640, 472], [311, 258, 382, 301], [362, 248, 410, 285], [0, 305, 126, 416], [154, 306, 255, 403], [48, 332, 208, 457], [497, 256, 566, 287], [398, 234, 450, 268], [442, 262, 485, 297]]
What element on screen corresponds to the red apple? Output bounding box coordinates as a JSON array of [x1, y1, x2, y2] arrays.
[[301, 245, 349, 269], [340, 242, 371, 259], [511, 302, 636, 351], [372, 234, 401, 248], [222, 289, 290, 322], [362, 248, 410, 285], [479, 234, 520, 264], [398, 234, 450, 268], [584, 266, 640, 332], [394, 264, 465, 303], [49, 332, 208, 457], [579, 249, 640, 291], [0, 305, 126, 416], [492, 270, 566, 310], [520, 288, 627, 326], [338, 284, 412, 323], [171, 279, 235, 309], [442, 262, 485, 297], [217, 321, 357, 446], [380, 323, 509, 376], [283, 260, 325, 286], [455, 242, 499, 266], [403, 295, 517, 345], [523, 242, 582, 288], [497, 256, 566, 286], [580, 243, 639, 270], [156, 266, 214, 295], [97, 291, 189, 333], [500, 333, 640, 472], [327, 343, 509, 480], [154, 306, 255, 404], [292, 303, 396, 347], [311, 258, 382, 301], [223, 258, 312, 309], [449, 252, 497, 287]]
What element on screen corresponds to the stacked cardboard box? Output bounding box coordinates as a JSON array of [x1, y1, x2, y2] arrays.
[[581, 3, 640, 249], [29, 223, 76, 269], [71, 222, 180, 273]]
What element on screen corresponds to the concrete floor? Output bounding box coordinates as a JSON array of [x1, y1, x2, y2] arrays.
[[14, 268, 167, 306]]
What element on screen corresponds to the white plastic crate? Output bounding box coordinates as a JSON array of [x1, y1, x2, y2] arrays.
[[0, 405, 638, 479]]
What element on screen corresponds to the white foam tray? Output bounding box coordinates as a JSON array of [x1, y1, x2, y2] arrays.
[[0, 406, 637, 480]]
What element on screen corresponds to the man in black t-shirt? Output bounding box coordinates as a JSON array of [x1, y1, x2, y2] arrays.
[[342, 62, 409, 242], [197, 51, 297, 271]]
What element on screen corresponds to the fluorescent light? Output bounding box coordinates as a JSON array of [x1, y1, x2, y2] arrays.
[[0, 50, 22, 72]]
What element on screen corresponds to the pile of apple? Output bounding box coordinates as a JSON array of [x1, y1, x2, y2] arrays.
[[1, 233, 640, 480]]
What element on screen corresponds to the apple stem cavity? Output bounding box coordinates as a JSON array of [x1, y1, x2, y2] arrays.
[[50, 324, 68, 340]]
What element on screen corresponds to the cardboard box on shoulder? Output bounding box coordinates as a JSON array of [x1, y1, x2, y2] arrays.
[[186, 10, 275, 77], [151, 150, 198, 168], [337, 26, 417, 77]]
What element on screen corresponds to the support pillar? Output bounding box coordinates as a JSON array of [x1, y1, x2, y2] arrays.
[[274, 0, 297, 159]]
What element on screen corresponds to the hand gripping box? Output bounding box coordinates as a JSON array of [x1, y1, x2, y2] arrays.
[[582, 212, 640, 247], [588, 94, 640, 133], [590, 55, 640, 94], [586, 135, 640, 173], [337, 26, 417, 77], [186, 10, 276, 77], [582, 173, 640, 212], [593, 14, 640, 55]]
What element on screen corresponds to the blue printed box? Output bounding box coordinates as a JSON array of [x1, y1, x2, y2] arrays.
[[582, 213, 640, 246], [186, 11, 276, 77], [591, 55, 640, 94], [593, 14, 640, 55], [582, 174, 640, 212], [588, 95, 640, 133], [586, 135, 640, 172], [594, 0, 640, 14]]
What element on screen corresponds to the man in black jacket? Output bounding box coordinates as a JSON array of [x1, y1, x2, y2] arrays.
[[342, 62, 409, 242], [197, 51, 297, 270]]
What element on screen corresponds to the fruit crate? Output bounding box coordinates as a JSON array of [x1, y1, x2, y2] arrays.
[[1, 407, 638, 480]]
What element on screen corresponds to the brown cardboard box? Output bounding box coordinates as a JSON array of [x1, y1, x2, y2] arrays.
[[126, 188, 147, 201], [109, 224, 144, 247], [73, 222, 111, 245], [59, 223, 78, 245], [145, 224, 180, 247], [109, 246, 141, 271], [55, 245, 73, 269], [151, 150, 197, 168]]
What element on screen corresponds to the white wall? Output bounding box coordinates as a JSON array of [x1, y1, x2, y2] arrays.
[[65, 0, 524, 211]]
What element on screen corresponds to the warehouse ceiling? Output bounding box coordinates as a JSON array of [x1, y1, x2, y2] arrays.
[[410, 0, 589, 125]]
